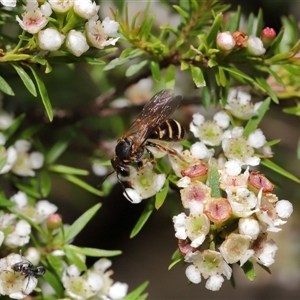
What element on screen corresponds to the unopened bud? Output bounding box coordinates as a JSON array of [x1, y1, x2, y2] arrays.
[[47, 214, 62, 231], [261, 27, 276, 47], [247, 36, 266, 56], [216, 31, 236, 51]]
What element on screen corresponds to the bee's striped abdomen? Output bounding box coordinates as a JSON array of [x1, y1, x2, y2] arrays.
[[149, 119, 185, 141]]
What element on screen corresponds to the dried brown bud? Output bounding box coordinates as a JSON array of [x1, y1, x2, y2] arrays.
[[232, 31, 248, 47], [178, 238, 197, 256]]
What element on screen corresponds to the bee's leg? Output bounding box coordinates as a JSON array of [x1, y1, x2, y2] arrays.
[[146, 141, 186, 161]]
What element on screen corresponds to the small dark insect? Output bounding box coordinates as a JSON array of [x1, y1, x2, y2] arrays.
[[111, 89, 185, 198], [11, 258, 45, 294]]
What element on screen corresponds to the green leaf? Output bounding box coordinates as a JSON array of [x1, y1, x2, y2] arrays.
[[201, 86, 211, 110], [0, 75, 14, 95], [218, 66, 227, 87], [46, 139, 70, 164], [172, 5, 188, 19], [261, 159, 300, 183], [130, 198, 155, 238], [253, 72, 278, 103], [246, 12, 255, 35], [63, 174, 104, 196], [64, 246, 87, 270], [49, 164, 89, 175], [13, 181, 43, 199], [206, 13, 223, 47], [46, 254, 64, 275], [124, 281, 149, 300], [168, 249, 183, 270], [66, 244, 122, 257], [150, 60, 161, 82], [43, 266, 64, 297], [11, 63, 37, 96], [125, 60, 148, 77], [190, 65, 206, 88], [165, 64, 176, 89], [55, 203, 102, 244], [241, 259, 256, 281], [255, 8, 263, 37], [3, 113, 25, 140], [26, 65, 53, 121], [221, 66, 254, 83], [243, 97, 271, 136], [39, 169, 51, 197], [155, 179, 169, 210], [208, 165, 221, 197]]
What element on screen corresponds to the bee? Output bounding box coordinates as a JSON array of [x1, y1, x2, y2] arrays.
[[11, 258, 45, 294], [111, 89, 185, 182]]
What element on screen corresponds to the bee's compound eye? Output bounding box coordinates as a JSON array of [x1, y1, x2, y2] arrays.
[[115, 138, 133, 160]]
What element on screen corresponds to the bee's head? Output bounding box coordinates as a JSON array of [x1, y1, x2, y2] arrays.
[[111, 156, 130, 177], [115, 137, 134, 160]]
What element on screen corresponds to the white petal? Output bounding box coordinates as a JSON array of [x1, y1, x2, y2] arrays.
[[185, 264, 201, 284]]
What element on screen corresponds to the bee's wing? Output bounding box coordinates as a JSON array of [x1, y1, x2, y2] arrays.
[[121, 89, 182, 150]]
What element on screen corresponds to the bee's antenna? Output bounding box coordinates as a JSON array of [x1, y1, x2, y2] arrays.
[[97, 171, 114, 188], [116, 175, 133, 203]]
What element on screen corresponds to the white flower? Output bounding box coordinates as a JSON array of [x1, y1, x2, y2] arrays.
[[73, 0, 98, 19], [213, 111, 230, 129], [225, 89, 260, 120], [247, 35, 266, 56], [216, 31, 236, 51], [86, 17, 120, 49], [66, 30, 89, 57], [38, 28, 66, 51], [35, 200, 58, 220], [29, 151, 44, 169], [238, 217, 260, 239], [0, 253, 38, 298], [10, 191, 28, 207], [275, 199, 293, 218], [223, 159, 243, 176], [185, 264, 201, 284], [4, 219, 31, 248], [0, 0, 16, 7], [0, 110, 13, 129], [0, 146, 18, 174], [205, 275, 224, 291], [254, 239, 278, 267], [190, 141, 213, 160], [248, 129, 266, 149], [16, 1, 52, 34], [24, 247, 41, 266], [108, 282, 128, 300], [123, 164, 166, 202], [173, 212, 210, 248], [48, 0, 73, 13]]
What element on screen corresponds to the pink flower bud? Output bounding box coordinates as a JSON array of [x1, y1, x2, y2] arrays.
[[261, 27, 276, 47], [47, 214, 62, 231]]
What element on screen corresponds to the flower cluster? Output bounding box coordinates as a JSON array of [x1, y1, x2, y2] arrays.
[[117, 88, 293, 290], [14, 0, 119, 56], [216, 27, 276, 57], [62, 258, 128, 300]]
